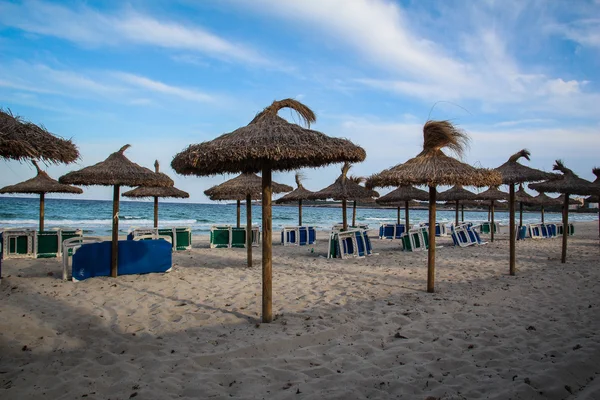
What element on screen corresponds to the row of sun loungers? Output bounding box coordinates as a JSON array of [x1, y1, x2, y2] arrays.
[[2, 220, 578, 281]]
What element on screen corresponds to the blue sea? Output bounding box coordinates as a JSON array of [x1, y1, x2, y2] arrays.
[[0, 196, 595, 236]]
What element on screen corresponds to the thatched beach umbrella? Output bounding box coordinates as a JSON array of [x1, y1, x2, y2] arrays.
[[495, 149, 554, 275], [375, 184, 429, 227], [529, 160, 597, 263], [437, 185, 477, 226], [529, 191, 562, 223], [205, 173, 292, 268], [60, 145, 173, 277], [348, 175, 374, 227], [171, 99, 365, 323], [368, 121, 502, 293], [275, 172, 314, 226], [310, 163, 378, 230], [515, 183, 536, 228], [0, 160, 82, 230], [555, 194, 581, 206], [475, 186, 508, 242], [122, 161, 189, 228], [1, 109, 79, 164]]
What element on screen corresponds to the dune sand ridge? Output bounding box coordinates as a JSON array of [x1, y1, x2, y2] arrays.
[[1, 222, 599, 399]]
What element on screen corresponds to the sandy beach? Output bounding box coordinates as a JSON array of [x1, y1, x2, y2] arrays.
[[1, 222, 599, 399]]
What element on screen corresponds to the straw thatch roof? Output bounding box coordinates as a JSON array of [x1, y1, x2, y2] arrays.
[[529, 191, 563, 206], [275, 172, 315, 204], [171, 99, 366, 176], [587, 167, 600, 202], [529, 160, 598, 196], [60, 145, 173, 187], [495, 149, 554, 184], [476, 186, 509, 201], [0, 161, 82, 195], [556, 194, 581, 205], [367, 121, 501, 188], [437, 185, 477, 201], [448, 199, 507, 208], [0, 109, 79, 164], [122, 161, 189, 199], [205, 173, 293, 201], [515, 183, 535, 204], [375, 184, 429, 204], [310, 163, 379, 201]]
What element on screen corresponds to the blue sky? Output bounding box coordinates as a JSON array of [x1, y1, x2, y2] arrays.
[[1, 0, 599, 202]]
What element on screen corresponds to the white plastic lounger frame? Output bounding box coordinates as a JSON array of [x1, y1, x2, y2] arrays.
[[328, 229, 361, 259], [331, 223, 369, 232], [210, 225, 260, 248], [1, 229, 36, 259], [528, 224, 543, 239], [401, 228, 428, 252], [62, 236, 103, 281], [452, 227, 476, 247], [282, 226, 300, 246]]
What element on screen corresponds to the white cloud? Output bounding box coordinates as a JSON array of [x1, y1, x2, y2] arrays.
[[0, 0, 268, 65], [0, 61, 218, 106], [112, 73, 216, 103], [232, 0, 600, 118], [551, 18, 600, 48]]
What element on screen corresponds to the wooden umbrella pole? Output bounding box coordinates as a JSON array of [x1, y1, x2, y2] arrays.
[[262, 168, 273, 323], [397, 206, 400, 225], [237, 200, 241, 228], [561, 194, 568, 263], [461, 204, 465, 222], [298, 199, 302, 226], [111, 185, 120, 278], [541, 205, 545, 224], [246, 195, 252, 268], [153, 196, 159, 228], [342, 199, 347, 231], [509, 184, 516, 276], [427, 186, 437, 293], [490, 200, 495, 242], [39, 193, 45, 231], [455, 200, 459, 226], [519, 202, 524, 228], [352, 200, 357, 227], [405, 201, 409, 229], [488, 205, 491, 221]]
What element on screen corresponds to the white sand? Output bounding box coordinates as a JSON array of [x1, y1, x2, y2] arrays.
[[1, 221, 599, 399]]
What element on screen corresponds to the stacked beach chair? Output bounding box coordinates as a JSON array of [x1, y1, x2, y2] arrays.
[[280, 226, 316, 246], [478, 221, 500, 235], [209, 225, 260, 248], [450, 224, 487, 247], [1, 228, 83, 260], [400, 226, 429, 252], [127, 227, 192, 251], [527, 223, 569, 239], [418, 222, 448, 237], [328, 228, 373, 259], [378, 223, 406, 240]]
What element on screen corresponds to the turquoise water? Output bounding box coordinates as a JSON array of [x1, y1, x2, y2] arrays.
[[0, 196, 595, 236]]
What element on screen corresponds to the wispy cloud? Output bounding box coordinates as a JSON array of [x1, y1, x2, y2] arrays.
[[550, 18, 600, 48], [234, 0, 600, 118], [0, 61, 218, 106], [112, 73, 216, 103], [0, 0, 269, 65]]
